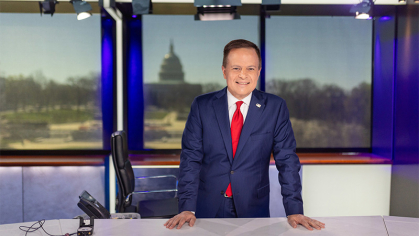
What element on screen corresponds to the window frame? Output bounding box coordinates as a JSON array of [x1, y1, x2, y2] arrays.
[[0, 6, 113, 155], [0, 3, 397, 156]]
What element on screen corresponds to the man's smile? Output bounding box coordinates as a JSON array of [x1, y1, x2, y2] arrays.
[[236, 81, 250, 85]]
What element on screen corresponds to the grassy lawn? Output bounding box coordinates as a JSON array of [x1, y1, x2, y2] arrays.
[[2, 109, 96, 124], [145, 111, 169, 119]]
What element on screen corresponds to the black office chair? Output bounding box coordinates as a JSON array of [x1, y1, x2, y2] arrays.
[[111, 131, 179, 218]]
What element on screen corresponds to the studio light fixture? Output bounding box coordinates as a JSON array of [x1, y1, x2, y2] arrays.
[[71, 0, 92, 20], [194, 0, 241, 21], [350, 0, 373, 20], [132, 0, 153, 15], [261, 0, 281, 18], [39, 0, 59, 16], [398, 0, 406, 2]]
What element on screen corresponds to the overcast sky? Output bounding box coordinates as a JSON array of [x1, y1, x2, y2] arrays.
[[143, 15, 372, 90], [0, 13, 101, 83], [1, 13, 371, 90]]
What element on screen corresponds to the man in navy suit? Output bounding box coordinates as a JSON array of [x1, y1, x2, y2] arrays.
[[165, 39, 325, 231]]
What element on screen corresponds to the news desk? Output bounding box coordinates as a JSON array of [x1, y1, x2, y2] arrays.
[[1, 216, 418, 236]]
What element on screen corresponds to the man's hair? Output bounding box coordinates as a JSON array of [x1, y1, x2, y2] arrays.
[[223, 39, 261, 69]]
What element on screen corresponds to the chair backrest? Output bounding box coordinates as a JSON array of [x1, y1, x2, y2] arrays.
[[111, 131, 135, 213]]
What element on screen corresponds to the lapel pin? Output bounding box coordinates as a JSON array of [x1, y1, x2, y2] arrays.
[[256, 103, 261, 108]]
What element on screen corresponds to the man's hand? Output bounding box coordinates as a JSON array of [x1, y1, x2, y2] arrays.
[[287, 214, 325, 231], [164, 211, 196, 229]]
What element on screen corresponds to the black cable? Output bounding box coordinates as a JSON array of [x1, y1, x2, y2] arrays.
[[19, 219, 77, 236]]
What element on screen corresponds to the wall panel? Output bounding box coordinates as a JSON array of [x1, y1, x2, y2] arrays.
[[0, 167, 23, 224]]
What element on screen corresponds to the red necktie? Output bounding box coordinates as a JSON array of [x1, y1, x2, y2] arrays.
[[225, 101, 244, 197]]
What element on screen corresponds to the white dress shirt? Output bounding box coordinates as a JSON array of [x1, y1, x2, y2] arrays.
[[227, 89, 252, 126]]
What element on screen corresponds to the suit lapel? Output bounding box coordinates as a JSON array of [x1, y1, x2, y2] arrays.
[[234, 89, 266, 159], [213, 88, 234, 164]]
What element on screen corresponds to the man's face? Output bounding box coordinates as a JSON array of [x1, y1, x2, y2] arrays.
[[222, 48, 261, 100]]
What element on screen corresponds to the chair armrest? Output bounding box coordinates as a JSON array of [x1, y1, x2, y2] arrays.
[[135, 174, 178, 193], [125, 189, 178, 203], [127, 175, 179, 204], [135, 175, 177, 181]]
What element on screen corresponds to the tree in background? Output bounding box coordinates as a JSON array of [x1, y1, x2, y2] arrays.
[[202, 82, 224, 94], [0, 72, 100, 113], [267, 78, 371, 148], [0, 72, 102, 148]]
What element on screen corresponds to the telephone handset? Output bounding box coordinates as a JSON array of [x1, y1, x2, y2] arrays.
[[77, 190, 111, 219]]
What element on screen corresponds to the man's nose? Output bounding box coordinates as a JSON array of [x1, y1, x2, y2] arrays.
[[239, 70, 247, 78]]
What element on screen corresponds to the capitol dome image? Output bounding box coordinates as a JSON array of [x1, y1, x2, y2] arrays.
[[158, 41, 185, 83], [143, 41, 203, 147]]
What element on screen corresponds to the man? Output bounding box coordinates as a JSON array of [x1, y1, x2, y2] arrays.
[[164, 39, 325, 231]]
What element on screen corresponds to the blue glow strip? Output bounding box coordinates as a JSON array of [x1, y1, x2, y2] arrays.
[[102, 17, 115, 150], [371, 15, 395, 159], [102, 16, 115, 211], [127, 18, 145, 150]]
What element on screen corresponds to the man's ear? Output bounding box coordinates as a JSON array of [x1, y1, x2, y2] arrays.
[[222, 66, 227, 79]]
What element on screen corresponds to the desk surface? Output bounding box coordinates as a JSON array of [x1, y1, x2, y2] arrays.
[[1, 216, 417, 236], [383, 216, 419, 236]]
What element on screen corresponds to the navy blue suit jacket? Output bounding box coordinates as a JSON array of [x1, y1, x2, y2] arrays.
[[178, 87, 303, 218]]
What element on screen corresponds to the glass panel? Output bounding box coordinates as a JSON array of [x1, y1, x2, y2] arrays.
[[0, 12, 102, 149], [142, 15, 259, 149], [266, 16, 372, 148]]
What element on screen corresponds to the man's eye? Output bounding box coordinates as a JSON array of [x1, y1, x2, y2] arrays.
[[248, 68, 255, 71], [233, 68, 240, 70]]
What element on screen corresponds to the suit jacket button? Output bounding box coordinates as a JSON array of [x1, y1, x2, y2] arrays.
[[230, 171, 234, 174], [221, 191, 225, 195]]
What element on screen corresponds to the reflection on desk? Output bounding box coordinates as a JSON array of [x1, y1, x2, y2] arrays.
[[1, 216, 417, 236], [383, 216, 419, 236]]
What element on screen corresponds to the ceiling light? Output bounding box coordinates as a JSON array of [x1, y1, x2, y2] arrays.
[[350, 0, 373, 20], [194, 0, 241, 21], [355, 12, 371, 19], [39, 0, 59, 16], [71, 0, 92, 20], [77, 12, 92, 20], [195, 6, 240, 21]]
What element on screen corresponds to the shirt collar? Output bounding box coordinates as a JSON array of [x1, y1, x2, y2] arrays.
[[227, 89, 252, 109]]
